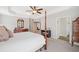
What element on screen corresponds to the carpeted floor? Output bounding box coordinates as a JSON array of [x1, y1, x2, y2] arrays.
[[41, 39, 79, 52]]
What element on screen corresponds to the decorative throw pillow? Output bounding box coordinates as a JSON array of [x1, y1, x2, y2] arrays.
[[3, 26, 13, 38], [0, 26, 9, 42]]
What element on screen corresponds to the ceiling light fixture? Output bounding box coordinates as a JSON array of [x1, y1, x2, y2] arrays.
[[33, 10, 37, 13]]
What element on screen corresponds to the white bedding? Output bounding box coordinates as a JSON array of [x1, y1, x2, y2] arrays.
[[0, 32, 45, 52]]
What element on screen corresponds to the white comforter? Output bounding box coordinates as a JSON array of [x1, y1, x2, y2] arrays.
[[0, 32, 45, 52]]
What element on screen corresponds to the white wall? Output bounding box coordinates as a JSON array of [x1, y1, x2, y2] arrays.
[[0, 15, 1, 23], [0, 14, 17, 32], [0, 14, 29, 32], [38, 7, 79, 40]]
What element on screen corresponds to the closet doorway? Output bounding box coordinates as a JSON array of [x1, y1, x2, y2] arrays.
[[56, 17, 71, 41]]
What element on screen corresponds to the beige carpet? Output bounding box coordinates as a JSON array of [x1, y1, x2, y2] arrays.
[[41, 39, 79, 52]]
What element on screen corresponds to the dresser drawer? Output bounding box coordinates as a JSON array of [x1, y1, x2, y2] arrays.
[[14, 28, 28, 33]]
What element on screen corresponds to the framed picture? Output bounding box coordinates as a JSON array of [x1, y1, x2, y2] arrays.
[[17, 19, 24, 28]]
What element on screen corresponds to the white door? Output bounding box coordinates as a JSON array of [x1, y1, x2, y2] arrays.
[[56, 17, 71, 39]]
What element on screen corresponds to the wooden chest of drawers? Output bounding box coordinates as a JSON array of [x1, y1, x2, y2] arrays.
[[14, 28, 28, 33], [72, 17, 79, 46]]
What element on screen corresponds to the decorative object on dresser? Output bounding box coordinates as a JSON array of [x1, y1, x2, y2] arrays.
[[14, 28, 28, 33], [72, 17, 79, 46]]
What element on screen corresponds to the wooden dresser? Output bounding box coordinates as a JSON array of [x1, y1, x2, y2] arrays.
[[72, 17, 79, 46], [14, 28, 28, 33]]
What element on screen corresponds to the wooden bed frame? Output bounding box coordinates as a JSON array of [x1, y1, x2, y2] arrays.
[[36, 11, 48, 52], [44, 11, 48, 50], [39, 11, 48, 51], [36, 44, 46, 52]]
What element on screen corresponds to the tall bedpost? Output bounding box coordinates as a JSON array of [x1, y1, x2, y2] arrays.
[[44, 10, 47, 50]]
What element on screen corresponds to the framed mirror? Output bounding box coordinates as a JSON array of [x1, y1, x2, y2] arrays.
[[17, 19, 24, 28]]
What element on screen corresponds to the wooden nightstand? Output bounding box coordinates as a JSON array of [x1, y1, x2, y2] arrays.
[[14, 28, 28, 33]]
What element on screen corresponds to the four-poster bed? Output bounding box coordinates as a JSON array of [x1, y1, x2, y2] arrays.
[[44, 10, 48, 50]]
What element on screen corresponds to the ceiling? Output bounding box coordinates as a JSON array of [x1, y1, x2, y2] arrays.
[[0, 6, 72, 19]]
